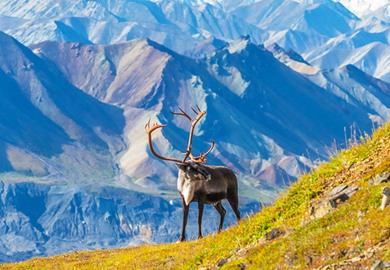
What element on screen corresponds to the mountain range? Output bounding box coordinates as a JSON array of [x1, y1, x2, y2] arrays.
[[0, 0, 389, 81], [0, 0, 389, 263]]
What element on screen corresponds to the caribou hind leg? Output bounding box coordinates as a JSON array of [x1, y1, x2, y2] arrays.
[[213, 201, 226, 232], [227, 192, 241, 221]]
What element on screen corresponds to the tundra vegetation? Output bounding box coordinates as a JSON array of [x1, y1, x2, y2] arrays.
[[1, 122, 390, 269]]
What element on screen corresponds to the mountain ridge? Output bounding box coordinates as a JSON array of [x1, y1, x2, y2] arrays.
[[0, 0, 388, 81]]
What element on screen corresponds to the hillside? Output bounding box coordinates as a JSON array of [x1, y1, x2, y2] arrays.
[[2, 122, 389, 269]]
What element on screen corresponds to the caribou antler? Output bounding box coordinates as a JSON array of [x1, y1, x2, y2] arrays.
[[145, 106, 214, 164], [171, 108, 192, 122], [190, 139, 215, 163], [145, 118, 187, 163], [171, 106, 214, 163]]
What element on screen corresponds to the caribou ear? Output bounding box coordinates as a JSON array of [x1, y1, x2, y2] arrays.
[[176, 163, 186, 171]]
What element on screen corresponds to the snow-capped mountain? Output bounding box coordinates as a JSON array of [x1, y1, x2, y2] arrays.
[[0, 0, 388, 81], [0, 0, 264, 53], [231, 0, 390, 81]]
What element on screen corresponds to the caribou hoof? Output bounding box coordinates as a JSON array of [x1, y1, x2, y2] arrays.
[[177, 237, 186, 242]]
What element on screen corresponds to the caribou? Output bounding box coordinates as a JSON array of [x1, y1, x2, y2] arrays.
[[145, 106, 240, 241]]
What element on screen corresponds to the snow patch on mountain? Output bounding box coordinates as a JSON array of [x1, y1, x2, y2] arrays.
[[267, 43, 320, 75], [335, 0, 389, 18], [228, 35, 251, 54]]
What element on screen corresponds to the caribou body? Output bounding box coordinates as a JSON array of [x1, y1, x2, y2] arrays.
[[145, 107, 240, 241]]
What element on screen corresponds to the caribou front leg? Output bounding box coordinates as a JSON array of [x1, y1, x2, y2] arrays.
[[179, 196, 190, 242], [197, 200, 204, 239]]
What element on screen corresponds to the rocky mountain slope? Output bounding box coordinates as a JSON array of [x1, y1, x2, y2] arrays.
[[268, 43, 390, 123], [29, 34, 387, 192], [0, 31, 126, 184], [2, 117, 389, 270]]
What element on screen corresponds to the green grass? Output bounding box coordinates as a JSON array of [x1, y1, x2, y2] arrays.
[[2, 123, 390, 270]]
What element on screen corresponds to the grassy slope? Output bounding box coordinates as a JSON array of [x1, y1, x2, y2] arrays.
[[2, 123, 390, 270]]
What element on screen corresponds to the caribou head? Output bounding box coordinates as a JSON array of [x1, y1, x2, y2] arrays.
[[145, 106, 240, 241]]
